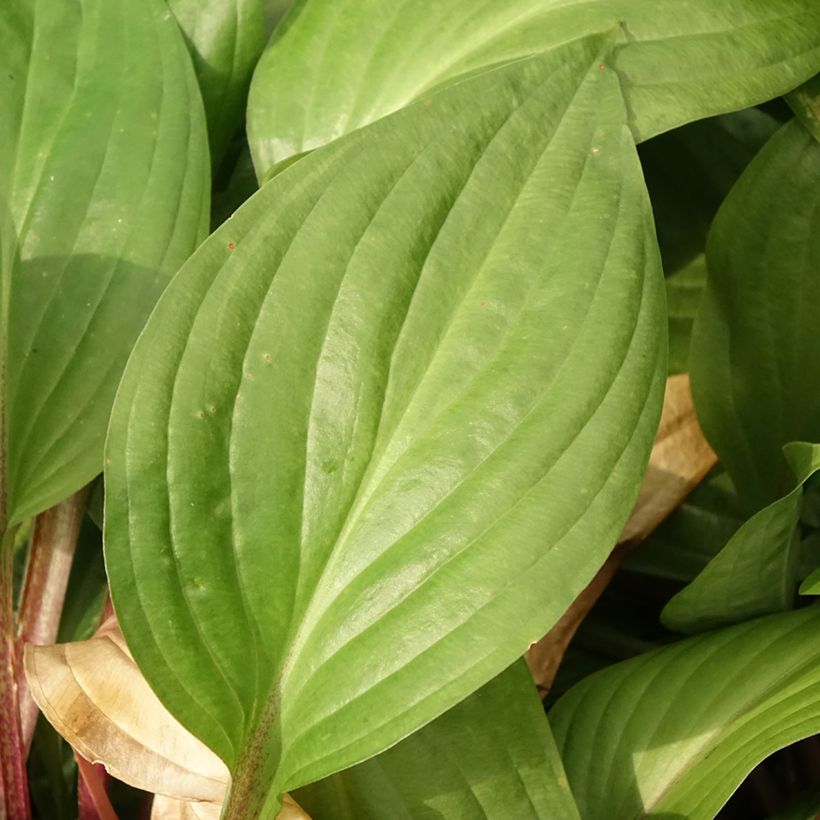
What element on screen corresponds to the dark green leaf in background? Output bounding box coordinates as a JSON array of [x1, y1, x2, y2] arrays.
[[169, 0, 266, 166], [105, 36, 665, 814], [690, 119, 820, 513], [297, 661, 579, 820], [0, 0, 210, 525], [247, 0, 820, 176], [624, 467, 745, 583], [665, 257, 706, 376], [551, 605, 820, 820], [639, 109, 777, 276]]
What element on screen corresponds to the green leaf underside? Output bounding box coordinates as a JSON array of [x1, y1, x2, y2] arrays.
[[247, 0, 820, 175], [550, 605, 820, 820], [662, 442, 820, 634], [690, 119, 820, 514], [105, 36, 665, 812], [624, 467, 744, 582], [296, 660, 580, 820], [169, 0, 265, 166], [0, 0, 209, 524]]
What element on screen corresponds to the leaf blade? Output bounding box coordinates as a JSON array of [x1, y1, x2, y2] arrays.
[[296, 661, 580, 820], [169, 0, 266, 165], [550, 605, 820, 819], [661, 442, 820, 633], [0, 0, 210, 523], [247, 0, 820, 174], [106, 37, 666, 813], [690, 119, 820, 512]]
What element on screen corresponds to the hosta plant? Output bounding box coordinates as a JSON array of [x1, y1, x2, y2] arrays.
[[1, 1, 820, 818]]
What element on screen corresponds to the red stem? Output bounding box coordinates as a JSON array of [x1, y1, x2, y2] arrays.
[[0, 527, 31, 819], [15, 488, 88, 750], [75, 752, 117, 820]]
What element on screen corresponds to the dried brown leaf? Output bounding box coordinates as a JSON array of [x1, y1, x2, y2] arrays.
[[24, 617, 228, 803]]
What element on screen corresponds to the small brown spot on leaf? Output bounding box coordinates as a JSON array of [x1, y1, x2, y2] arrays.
[[227, 242, 236, 250]]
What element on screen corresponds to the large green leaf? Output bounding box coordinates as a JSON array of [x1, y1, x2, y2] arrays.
[[247, 0, 820, 175], [0, 0, 209, 525], [550, 605, 820, 820], [105, 36, 665, 815], [296, 660, 579, 820], [662, 442, 820, 634], [169, 0, 266, 166], [690, 119, 820, 513]]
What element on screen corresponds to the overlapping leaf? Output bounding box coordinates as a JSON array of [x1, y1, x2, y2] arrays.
[[25, 618, 229, 804], [296, 661, 579, 820], [550, 605, 820, 819], [28, 619, 578, 819], [169, 0, 266, 165], [247, 0, 820, 174], [105, 35, 665, 815], [690, 118, 820, 512], [662, 442, 820, 633], [0, 0, 209, 524]]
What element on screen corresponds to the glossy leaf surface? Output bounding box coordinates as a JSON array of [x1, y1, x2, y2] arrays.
[[0, 0, 209, 524], [169, 0, 266, 165], [248, 0, 820, 174], [105, 37, 665, 814], [551, 605, 820, 820], [297, 661, 579, 820], [691, 119, 820, 512]]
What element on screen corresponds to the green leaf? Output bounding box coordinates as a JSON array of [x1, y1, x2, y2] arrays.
[[690, 119, 820, 513], [27, 717, 76, 820], [0, 0, 210, 525], [787, 72, 820, 142], [247, 0, 820, 174], [550, 605, 820, 820], [263, 0, 295, 37], [624, 467, 745, 582], [662, 442, 820, 634], [56, 515, 106, 644], [798, 528, 820, 594], [211, 143, 259, 230], [296, 661, 579, 820], [665, 256, 706, 375], [105, 36, 665, 815], [169, 0, 266, 166], [639, 109, 778, 275]]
